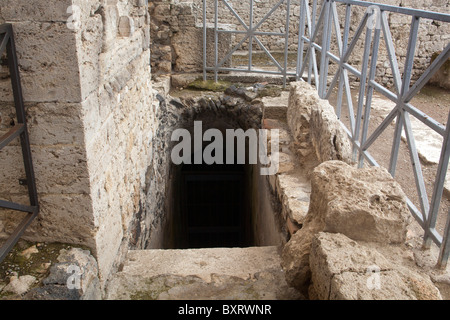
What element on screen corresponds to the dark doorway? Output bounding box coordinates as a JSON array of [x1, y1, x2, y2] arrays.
[[180, 162, 250, 248]]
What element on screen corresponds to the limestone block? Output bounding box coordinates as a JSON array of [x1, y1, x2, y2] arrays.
[[0, 146, 27, 194], [32, 193, 96, 247], [1, 142, 90, 197], [102, 4, 119, 48], [99, 31, 143, 83], [118, 16, 135, 37], [276, 173, 310, 224], [32, 145, 90, 194], [26, 102, 85, 146], [10, 21, 82, 103], [281, 220, 321, 295], [76, 12, 103, 101], [310, 232, 442, 300], [0, 0, 72, 22], [312, 160, 410, 244], [287, 81, 352, 164], [281, 160, 410, 293]]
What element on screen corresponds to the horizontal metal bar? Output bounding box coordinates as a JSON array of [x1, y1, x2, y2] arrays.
[[205, 66, 296, 76], [334, 0, 450, 22], [217, 30, 285, 37], [0, 124, 24, 149], [0, 211, 38, 262], [0, 199, 38, 213]]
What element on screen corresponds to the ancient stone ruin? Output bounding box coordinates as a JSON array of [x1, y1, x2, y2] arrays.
[[0, 0, 449, 301]]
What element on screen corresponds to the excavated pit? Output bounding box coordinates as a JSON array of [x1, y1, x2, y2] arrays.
[[158, 90, 287, 249]]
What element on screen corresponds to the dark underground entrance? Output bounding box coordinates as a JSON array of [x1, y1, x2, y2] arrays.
[[179, 162, 249, 248], [163, 116, 285, 250]]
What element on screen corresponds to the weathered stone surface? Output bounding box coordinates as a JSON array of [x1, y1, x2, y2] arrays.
[[25, 247, 101, 300], [0, 0, 72, 22], [281, 160, 411, 294], [313, 161, 411, 244], [310, 232, 442, 300], [106, 246, 303, 300], [288, 81, 352, 163], [3, 275, 37, 295]]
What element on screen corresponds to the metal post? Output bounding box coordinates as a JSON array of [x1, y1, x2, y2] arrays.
[[424, 111, 450, 249], [283, 0, 291, 88], [359, 15, 381, 168], [296, 0, 307, 80], [336, 3, 351, 119], [249, 0, 253, 72], [203, 0, 207, 81], [353, 12, 373, 163], [319, 0, 332, 98], [438, 208, 450, 269], [388, 15, 420, 176], [214, 0, 219, 82]]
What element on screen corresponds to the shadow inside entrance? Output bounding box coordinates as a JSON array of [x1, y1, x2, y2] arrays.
[[179, 162, 250, 248]]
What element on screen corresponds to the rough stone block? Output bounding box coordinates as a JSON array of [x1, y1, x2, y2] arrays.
[[11, 21, 82, 103], [310, 232, 442, 300], [281, 160, 411, 294], [287, 81, 352, 164], [0, 0, 72, 22], [26, 102, 85, 146], [312, 160, 410, 244]]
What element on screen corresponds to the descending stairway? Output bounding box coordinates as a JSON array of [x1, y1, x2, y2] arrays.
[[105, 246, 302, 300]]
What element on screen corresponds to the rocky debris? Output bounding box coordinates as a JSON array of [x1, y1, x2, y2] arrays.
[[3, 275, 37, 296], [24, 248, 101, 300], [0, 242, 101, 300], [309, 232, 442, 300], [281, 160, 413, 297]]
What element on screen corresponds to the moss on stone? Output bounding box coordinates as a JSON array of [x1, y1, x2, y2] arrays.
[[130, 277, 170, 300], [257, 85, 283, 98], [0, 240, 91, 299]]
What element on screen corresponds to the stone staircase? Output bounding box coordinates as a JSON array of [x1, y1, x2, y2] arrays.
[[105, 246, 302, 300]]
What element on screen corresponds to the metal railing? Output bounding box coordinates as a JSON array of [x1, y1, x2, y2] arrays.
[[202, 0, 295, 87], [297, 0, 450, 267], [0, 24, 39, 263]]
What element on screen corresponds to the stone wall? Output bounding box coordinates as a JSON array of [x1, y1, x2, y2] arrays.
[[149, 0, 232, 76], [0, 0, 155, 291], [155, 0, 449, 86]]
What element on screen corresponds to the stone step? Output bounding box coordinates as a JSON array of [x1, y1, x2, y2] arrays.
[[105, 246, 302, 300], [262, 91, 290, 122]]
